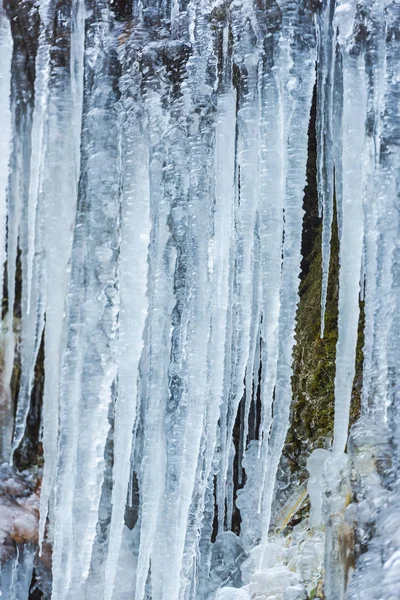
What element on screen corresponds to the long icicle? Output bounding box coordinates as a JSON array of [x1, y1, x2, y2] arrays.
[[317, 0, 336, 337], [38, 0, 85, 551], [51, 6, 120, 598], [218, 2, 260, 531], [26, 0, 52, 310], [333, 5, 366, 454], [103, 56, 151, 600], [0, 3, 13, 461], [11, 0, 53, 454]]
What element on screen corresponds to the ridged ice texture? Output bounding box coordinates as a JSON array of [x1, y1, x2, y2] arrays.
[[0, 0, 399, 599]]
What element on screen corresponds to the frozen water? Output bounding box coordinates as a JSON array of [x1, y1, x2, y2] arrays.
[[0, 0, 399, 599]]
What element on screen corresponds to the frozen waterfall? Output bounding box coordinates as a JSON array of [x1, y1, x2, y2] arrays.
[[0, 0, 399, 599]]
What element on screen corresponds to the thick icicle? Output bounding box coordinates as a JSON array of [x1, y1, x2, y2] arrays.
[[149, 28, 214, 600], [11, 0, 53, 454], [362, 0, 400, 433], [38, 0, 85, 550], [51, 7, 120, 598], [2, 0, 33, 465], [360, 0, 386, 415], [255, 7, 287, 520], [218, 3, 260, 530], [134, 68, 175, 600], [333, 5, 366, 454], [180, 83, 237, 594], [103, 55, 150, 600]]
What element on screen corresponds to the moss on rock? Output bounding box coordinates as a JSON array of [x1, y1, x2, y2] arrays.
[[286, 203, 364, 474]]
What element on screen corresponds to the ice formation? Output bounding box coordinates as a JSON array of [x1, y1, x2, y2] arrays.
[[0, 0, 399, 599]]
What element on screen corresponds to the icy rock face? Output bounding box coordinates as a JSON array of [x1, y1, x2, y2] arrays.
[[0, 0, 399, 599]]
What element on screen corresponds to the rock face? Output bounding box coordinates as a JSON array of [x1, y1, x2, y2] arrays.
[[0, 1, 399, 600]]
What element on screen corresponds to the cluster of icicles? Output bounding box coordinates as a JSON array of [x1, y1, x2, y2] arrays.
[[0, 0, 399, 599]]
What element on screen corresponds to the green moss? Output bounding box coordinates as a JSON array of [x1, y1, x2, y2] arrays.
[[286, 201, 363, 472]]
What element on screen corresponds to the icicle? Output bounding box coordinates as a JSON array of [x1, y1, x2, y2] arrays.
[[255, 18, 287, 518], [218, 4, 260, 530], [226, 440, 236, 529], [11, 0, 54, 454], [103, 61, 150, 600], [150, 75, 213, 600], [361, 142, 380, 416], [259, 0, 317, 544], [51, 8, 120, 598], [70, 0, 85, 185], [178, 82, 237, 596], [3, 25, 29, 462], [241, 319, 260, 474], [240, 228, 262, 482], [26, 0, 52, 310], [11, 197, 46, 455], [372, 1, 400, 434], [316, 0, 336, 337], [0, 4, 13, 461], [134, 83, 174, 600], [361, 0, 388, 415], [209, 89, 236, 447], [38, 0, 85, 551], [0, 4, 12, 315], [3, 202, 19, 462], [333, 11, 366, 454]]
